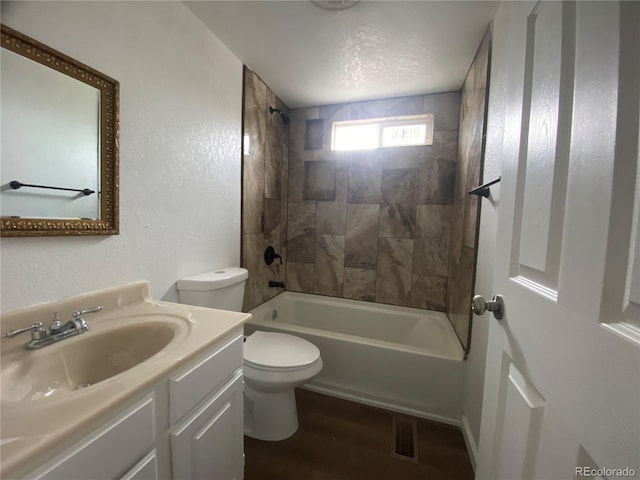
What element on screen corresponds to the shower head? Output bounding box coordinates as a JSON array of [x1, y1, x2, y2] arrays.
[[269, 106, 291, 125]]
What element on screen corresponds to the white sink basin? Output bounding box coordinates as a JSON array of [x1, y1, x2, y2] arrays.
[[1, 318, 183, 403]]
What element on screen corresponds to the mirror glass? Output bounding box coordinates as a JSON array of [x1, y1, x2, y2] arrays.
[[1, 49, 101, 220], [0, 24, 119, 236]]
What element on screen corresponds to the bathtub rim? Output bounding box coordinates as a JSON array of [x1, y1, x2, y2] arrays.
[[248, 292, 465, 361]]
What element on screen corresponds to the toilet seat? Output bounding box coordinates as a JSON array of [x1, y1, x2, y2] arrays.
[[244, 331, 320, 370], [244, 359, 320, 373]]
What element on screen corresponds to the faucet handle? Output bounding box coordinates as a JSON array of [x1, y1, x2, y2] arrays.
[[3, 322, 46, 339], [72, 306, 103, 318]]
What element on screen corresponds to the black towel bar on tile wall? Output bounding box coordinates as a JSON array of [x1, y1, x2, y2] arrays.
[[468, 177, 501, 198], [9, 180, 95, 196]]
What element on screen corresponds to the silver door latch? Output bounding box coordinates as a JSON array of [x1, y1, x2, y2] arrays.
[[471, 294, 505, 320]]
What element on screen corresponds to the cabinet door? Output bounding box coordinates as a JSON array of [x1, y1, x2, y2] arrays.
[[170, 332, 243, 424], [171, 372, 243, 480], [119, 451, 158, 480]]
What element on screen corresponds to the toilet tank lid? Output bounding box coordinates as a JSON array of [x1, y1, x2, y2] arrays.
[[177, 267, 248, 291]]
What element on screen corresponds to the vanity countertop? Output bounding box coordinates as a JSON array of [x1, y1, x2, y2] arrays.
[[0, 281, 250, 478]]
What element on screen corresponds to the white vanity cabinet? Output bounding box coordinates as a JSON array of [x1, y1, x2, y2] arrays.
[[169, 333, 244, 480], [171, 373, 243, 480], [21, 330, 244, 480]]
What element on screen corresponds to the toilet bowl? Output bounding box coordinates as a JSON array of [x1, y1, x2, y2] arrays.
[[176, 267, 322, 442], [243, 331, 323, 441]]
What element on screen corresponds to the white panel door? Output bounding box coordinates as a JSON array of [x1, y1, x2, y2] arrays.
[[477, 1, 640, 479]]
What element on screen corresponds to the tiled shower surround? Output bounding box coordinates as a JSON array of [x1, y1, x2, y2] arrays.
[[242, 67, 289, 311], [286, 93, 461, 311], [241, 35, 490, 351], [447, 30, 491, 349]]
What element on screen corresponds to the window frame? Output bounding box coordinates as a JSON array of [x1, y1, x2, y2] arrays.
[[331, 114, 434, 151]]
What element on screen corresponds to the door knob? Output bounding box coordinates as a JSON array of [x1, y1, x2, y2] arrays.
[[471, 294, 505, 320]]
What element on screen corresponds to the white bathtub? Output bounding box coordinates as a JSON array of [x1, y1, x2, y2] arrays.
[[246, 292, 465, 425]]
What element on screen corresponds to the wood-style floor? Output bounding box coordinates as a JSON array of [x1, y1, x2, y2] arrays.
[[244, 389, 474, 480]]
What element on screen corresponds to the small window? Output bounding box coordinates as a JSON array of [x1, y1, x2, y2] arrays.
[[332, 114, 434, 151]]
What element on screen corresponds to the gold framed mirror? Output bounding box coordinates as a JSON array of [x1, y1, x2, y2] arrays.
[[1, 24, 119, 236]]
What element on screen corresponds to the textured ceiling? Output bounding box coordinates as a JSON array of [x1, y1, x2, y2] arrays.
[[186, 1, 499, 108]]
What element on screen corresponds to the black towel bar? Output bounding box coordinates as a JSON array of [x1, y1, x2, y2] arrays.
[[468, 177, 501, 198], [9, 180, 94, 196]]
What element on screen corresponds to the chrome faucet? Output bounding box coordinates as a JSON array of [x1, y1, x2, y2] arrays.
[[2, 306, 103, 350]]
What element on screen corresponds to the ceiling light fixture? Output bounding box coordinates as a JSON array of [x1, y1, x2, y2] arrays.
[[310, 1, 360, 11]]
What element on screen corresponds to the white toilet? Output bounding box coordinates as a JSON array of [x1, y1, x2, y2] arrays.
[[177, 267, 323, 442]]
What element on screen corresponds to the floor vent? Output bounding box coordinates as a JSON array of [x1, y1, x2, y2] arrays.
[[391, 416, 419, 464]]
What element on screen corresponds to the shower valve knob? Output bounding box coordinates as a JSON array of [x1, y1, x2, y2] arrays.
[[471, 294, 505, 320], [264, 246, 283, 265]]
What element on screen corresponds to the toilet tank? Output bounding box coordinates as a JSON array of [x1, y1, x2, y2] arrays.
[[177, 267, 248, 312]]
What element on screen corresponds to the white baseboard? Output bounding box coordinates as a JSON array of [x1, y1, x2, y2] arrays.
[[460, 414, 478, 472], [300, 383, 461, 427]]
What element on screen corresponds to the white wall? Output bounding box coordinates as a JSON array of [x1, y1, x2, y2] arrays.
[[0, 1, 243, 312], [460, 7, 509, 468]]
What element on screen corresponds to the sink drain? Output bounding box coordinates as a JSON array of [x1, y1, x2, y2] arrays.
[[76, 383, 91, 390]]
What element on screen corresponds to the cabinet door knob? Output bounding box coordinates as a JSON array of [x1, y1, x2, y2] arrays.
[[471, 294, 505, 320]]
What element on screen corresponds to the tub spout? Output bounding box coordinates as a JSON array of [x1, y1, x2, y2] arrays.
[[268, 281, 285, 289]]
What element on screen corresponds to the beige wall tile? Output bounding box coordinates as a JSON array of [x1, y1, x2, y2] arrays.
[[345, 204, 379, 268], [243, 68, 266, 159], [418, 130, 458, 205], [304, 161, 336, 201], [351, 99, 385, 120], [316, 167, 347, 235], [379, 169, 418, 238], [418, 158, 457, 205], [348, 151, 382, 204], [264, 128, 282, 199], [316, 234, 345, 263], [242, 153, 264, 235], [287, 262, 314, 293], [385, 95, 424, 117], [414, 205, 452, 277], [287, 150, 305, 203], [287, 203, 316, 263], [424, 92, 461, 132], [305, 119, 324, 150], [343, 268, 376, 301], [375, 238, 414, 306], [381, 146, 422, 170], [317, 204, 346, 236], [313, 235, 345, 296], [290, 107, 320, 162], [242, 233, 264, 311], [411, 275, 447, 311]]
